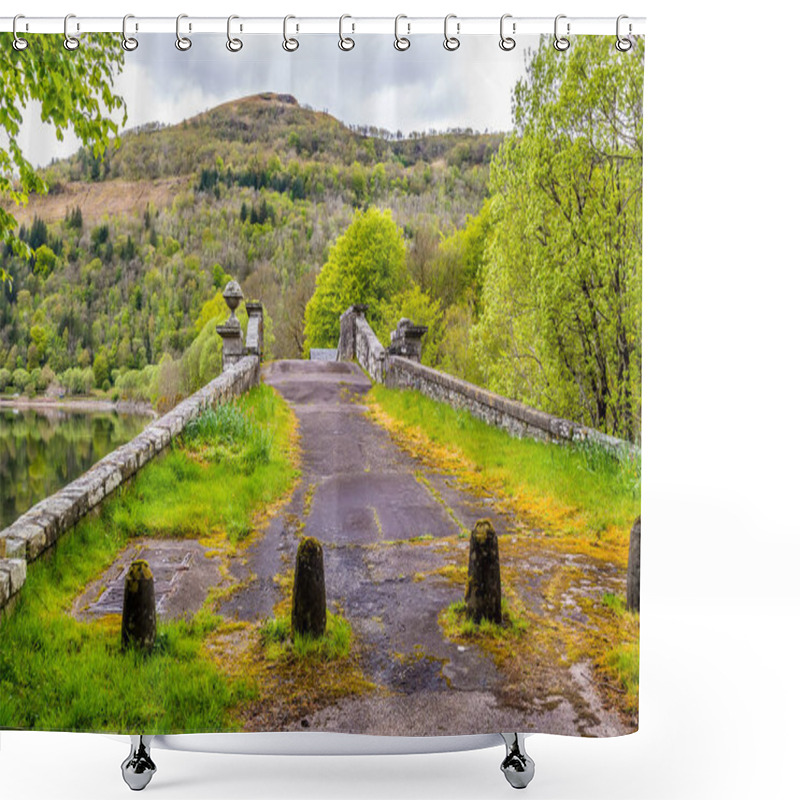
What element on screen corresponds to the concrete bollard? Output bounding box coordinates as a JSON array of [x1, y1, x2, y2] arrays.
[[291, 537, 327, 639], [465, 519, 502, 625], [626, 516, 641, 613], [121, 560, 157, 653]]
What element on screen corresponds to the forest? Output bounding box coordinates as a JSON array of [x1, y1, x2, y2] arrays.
[[0, 36, 642, 440]]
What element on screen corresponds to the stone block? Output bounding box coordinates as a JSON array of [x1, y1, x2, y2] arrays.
[[0, 536, 26, 560], [0, 558, 26, 596]]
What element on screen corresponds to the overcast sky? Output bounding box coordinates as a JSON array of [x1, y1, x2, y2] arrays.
[[20, 34, 533, 167]]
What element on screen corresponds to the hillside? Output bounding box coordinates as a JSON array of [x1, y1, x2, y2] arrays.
[[1, 92, 502, 404]]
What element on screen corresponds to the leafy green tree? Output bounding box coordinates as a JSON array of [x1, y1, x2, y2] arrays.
[[0, 367, 10, 392], [304, 208, 407, 351], [375, 285, 443, 366], [1, 35, 126, 282], [473, 36, 644, 440], [93, 349, 110, 388]]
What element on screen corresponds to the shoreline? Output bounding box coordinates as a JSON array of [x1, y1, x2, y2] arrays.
[[0, 396, 157, 418]]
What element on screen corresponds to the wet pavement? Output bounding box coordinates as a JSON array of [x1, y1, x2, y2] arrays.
[[219, 360, 630, 737]]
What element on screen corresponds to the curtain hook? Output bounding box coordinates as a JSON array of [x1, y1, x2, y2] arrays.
[[443, 14, 460, 51], [394, 14, 410, 51], [499, 14, 516, 51], [227, 15, 243, 52], [616, 14, 633, 51], [12, 14, 28, 51], [553, 14, 570, 51], [64, 13, 80, 51], [122, 14, 139, 52], [338, 14, 355, 51], [283, 15, 299, 52], [175, 13, 192, 51]]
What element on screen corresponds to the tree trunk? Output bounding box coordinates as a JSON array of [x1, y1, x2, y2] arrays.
[[121, 560, 157, 653], [465, 519, 502, 624], [292, 537, 327, 639]]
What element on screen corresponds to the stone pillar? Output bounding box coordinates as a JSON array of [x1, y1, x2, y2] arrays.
[[337, 304, 369, 362], [216, 280, 244, 372], [465, 519, 502, 624], [291, 536, 327, 639], [245, 301, 264, 358], [121, 560, 157, 652], [626, 516, 641, 613], [387, 317, 428, 362]]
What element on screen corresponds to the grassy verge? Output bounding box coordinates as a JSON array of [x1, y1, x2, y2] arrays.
[[0, 383, 297, 732], [368, 385, 640, 558]]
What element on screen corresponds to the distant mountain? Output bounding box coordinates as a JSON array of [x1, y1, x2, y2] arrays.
[[1, 93, 500, 392]]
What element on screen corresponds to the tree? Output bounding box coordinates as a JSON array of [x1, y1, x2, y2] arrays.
[[472, 36, 644, 441], [1, 35, 126, 282], [303, 208, 407, 351]]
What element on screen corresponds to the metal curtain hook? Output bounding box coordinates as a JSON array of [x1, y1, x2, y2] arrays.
[[394, 14, 410, 51], [64, 13, 80, 51], [283, 15, 299, 52], [443, 14, 460, 51], [553, 14, 570, 51], [175, 13, 192, 51], [227, 15, 243, 52], [499, 14, 516, 51], [338, 14, 355, 51], [12, 14, 28, 51], [122, 14, 139, 52], [616, 14, 633, 51]]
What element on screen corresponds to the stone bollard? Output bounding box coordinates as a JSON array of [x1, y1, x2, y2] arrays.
[[291, 537, 327, 639], [626, 516, 641, 613], [465, 519, 502, 625], [121, 560, 157, 653]]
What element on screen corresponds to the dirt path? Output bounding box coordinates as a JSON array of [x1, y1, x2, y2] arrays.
[[220, 360, 631, 737]]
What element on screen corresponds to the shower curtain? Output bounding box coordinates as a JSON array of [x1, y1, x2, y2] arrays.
[[0, 27, 643, 740]]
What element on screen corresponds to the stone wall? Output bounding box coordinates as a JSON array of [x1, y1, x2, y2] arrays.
[[338, 305, 386, 384], [0, 355, 260, 615], [338, 306, 634, 454]]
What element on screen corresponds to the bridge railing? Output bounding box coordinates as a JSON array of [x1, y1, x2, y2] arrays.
[[337, 304, 636, 455]]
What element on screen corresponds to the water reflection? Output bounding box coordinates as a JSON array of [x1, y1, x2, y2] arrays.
[[0, 406, 151, 530]]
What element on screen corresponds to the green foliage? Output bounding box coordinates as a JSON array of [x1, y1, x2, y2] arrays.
[[473, 36, 643, 441], [303, 208, 407, 350], [0, 35, 126, 281], [92, 350, 109, 389], [0, 367, 9, 391]]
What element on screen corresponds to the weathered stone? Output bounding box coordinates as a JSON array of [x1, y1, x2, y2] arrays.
[[5, 520, 47, 559], [0, 558, 26, 596], [291, 537, 327, 639], [387, 318, 428, 362], [0, 536, 26, 560], [121, 560, 157, 653], [0, 569, 9, 608], [465, 519, 502, 625], [626, 516, 641, 613]]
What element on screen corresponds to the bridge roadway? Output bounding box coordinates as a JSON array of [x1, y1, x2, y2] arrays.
[[220, 359, 628, 737]]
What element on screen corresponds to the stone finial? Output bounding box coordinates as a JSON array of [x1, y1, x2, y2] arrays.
[[465, 519, 502, 624], [121, 559, 157, 652], [222, 279, 244, 325], [291, 536, 327, 639], [387, 317, 428, 362]]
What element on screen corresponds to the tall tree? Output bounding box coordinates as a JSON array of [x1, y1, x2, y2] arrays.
[[1, 35, 126, 282], [473, 35, 644, 440], [303, 208, 407, 351]]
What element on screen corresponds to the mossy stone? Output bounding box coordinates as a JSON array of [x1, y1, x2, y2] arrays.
[[291, 537, 327, 639], [626, 517, 641, 613], [465, 519, 502, 624], [121, 559, 157, 653]]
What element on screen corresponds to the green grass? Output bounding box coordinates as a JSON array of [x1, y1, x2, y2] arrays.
[[260, 613, 353, 662], [370, 385, 640, 535], [439, 599, 528, 640], [0, 383, 295, 732], [601, 641, 640, 711], [107, 384, 295, 544]]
